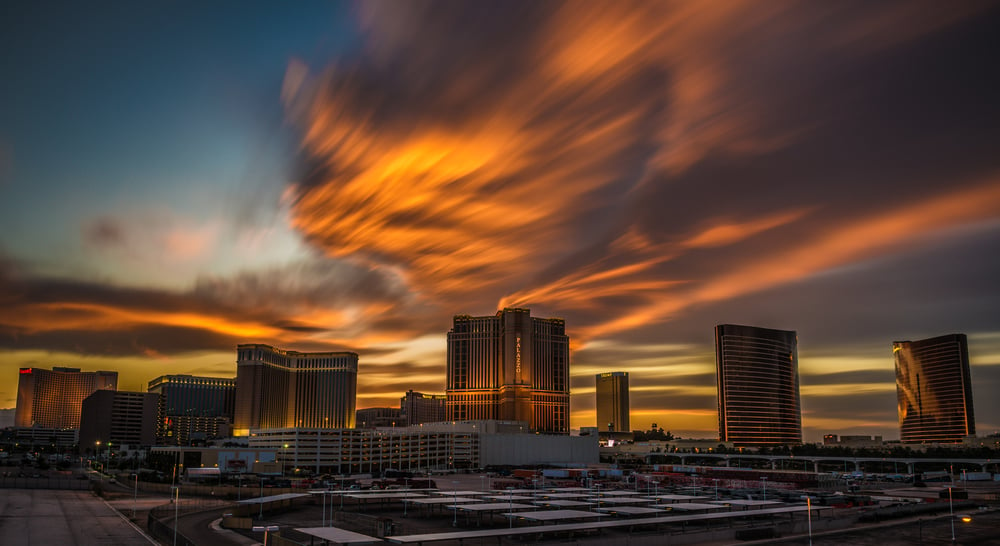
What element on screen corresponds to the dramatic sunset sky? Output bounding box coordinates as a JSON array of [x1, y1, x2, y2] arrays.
[[3, 1, 999, 441]]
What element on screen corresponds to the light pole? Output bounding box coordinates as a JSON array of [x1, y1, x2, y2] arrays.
[[259, 480, 264, 519], [507, 487, 514, 528], [949, 486, 955, 543], [761, 477, 767, 500], [452, 481, 459, 527], [252, 525, 279, 546], [713, 478, 719, 500], [807, 496, 813, 546], [95, 442, 103, 482], [171, 485, 179, 546], [132, 472, 138, 518]]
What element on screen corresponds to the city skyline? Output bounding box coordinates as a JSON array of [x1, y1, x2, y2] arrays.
[[2, 2, 1000, 441]]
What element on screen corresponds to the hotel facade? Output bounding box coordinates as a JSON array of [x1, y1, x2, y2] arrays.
[[15, 366, 118, 429], [233, 344, 358, 436], [401, 390, 447, 426], [894, 334, 975, 443], [595, 371, 630, 434], [446, 308, 570, 434], [147, 374, 236, 444], [716, 324, 802, 446], [79, 390, 159, 450]]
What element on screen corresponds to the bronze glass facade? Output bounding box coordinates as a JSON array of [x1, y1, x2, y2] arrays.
[[894, 334, 975, 444], [716, 324, 801, 446], [596, 372, 630, 433], [233, 344, 358, 436], [15, 367, 118, 429], [446, 308, 569, 434]]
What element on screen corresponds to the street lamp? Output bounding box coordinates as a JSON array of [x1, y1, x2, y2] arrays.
[[507, 486, 514, 528], [252, 525, 279, 546], [132, 471, 138, 518], [760, 477, 767, 500], [171, 485, 180, 546], [452, 481, 459, 527], [807, 496, 813, 546], [949, 486, 955, 543], [713, 478, 719, 501]]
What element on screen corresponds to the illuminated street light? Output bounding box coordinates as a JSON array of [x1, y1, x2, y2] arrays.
[[252, 525, 279, 546]]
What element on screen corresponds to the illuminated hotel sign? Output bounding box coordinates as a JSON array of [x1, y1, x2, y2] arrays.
[[515, 334, 522, 376], [19, 368, 32, 374]]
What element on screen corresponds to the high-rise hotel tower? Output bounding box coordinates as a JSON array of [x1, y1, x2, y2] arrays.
[[446, 308, 570, 434], [894, 334, 975, 444], [233, 344, 358, 436], [596, 372, 630, 434], [15, 367, 118, 429], [716, 324, 802, 446]]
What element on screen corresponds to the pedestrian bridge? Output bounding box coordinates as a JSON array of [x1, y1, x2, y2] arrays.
[[624, 452, 998, 475]]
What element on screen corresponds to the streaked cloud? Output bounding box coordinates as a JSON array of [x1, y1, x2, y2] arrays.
[[2, 1, 999, 441]]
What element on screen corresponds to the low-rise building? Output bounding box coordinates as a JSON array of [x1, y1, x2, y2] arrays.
[[247, 420, 599, 475]]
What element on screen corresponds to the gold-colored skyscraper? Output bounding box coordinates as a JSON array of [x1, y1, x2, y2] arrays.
[[446, 308, 570, 434], [596, 371, 630, 433], [894, 334, 975, 444], [233, 344, 358, 436]]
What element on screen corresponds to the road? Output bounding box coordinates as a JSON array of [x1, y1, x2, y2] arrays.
[[176, 508, 259, 546], [0, 489, 156, 545]]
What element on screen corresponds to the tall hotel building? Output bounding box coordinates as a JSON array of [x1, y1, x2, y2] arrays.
[[147, 374, 236, 444], [716, 324, 802, 446], [233, 344, 358, 437], [401, 390, 447, 426], [894, 334, 975, 444], [15, 367, 118, 429], [596, 372, 630, 434], [446, 308, 570, 434]]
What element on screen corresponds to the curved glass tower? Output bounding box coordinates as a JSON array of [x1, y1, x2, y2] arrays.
[[716, 324, 802, 446], [894, 334, 975, 444]]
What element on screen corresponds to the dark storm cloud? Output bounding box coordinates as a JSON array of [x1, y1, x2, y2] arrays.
[[669, 226, 1000, 348], [0, 255, 420, 357]]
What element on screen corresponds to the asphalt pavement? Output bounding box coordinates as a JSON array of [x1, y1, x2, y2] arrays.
[[0, 489, 157, 545]]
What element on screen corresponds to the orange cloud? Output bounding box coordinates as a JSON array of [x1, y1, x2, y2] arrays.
[[683, 210, 810, 249], [555, 178, 1000, 342]]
